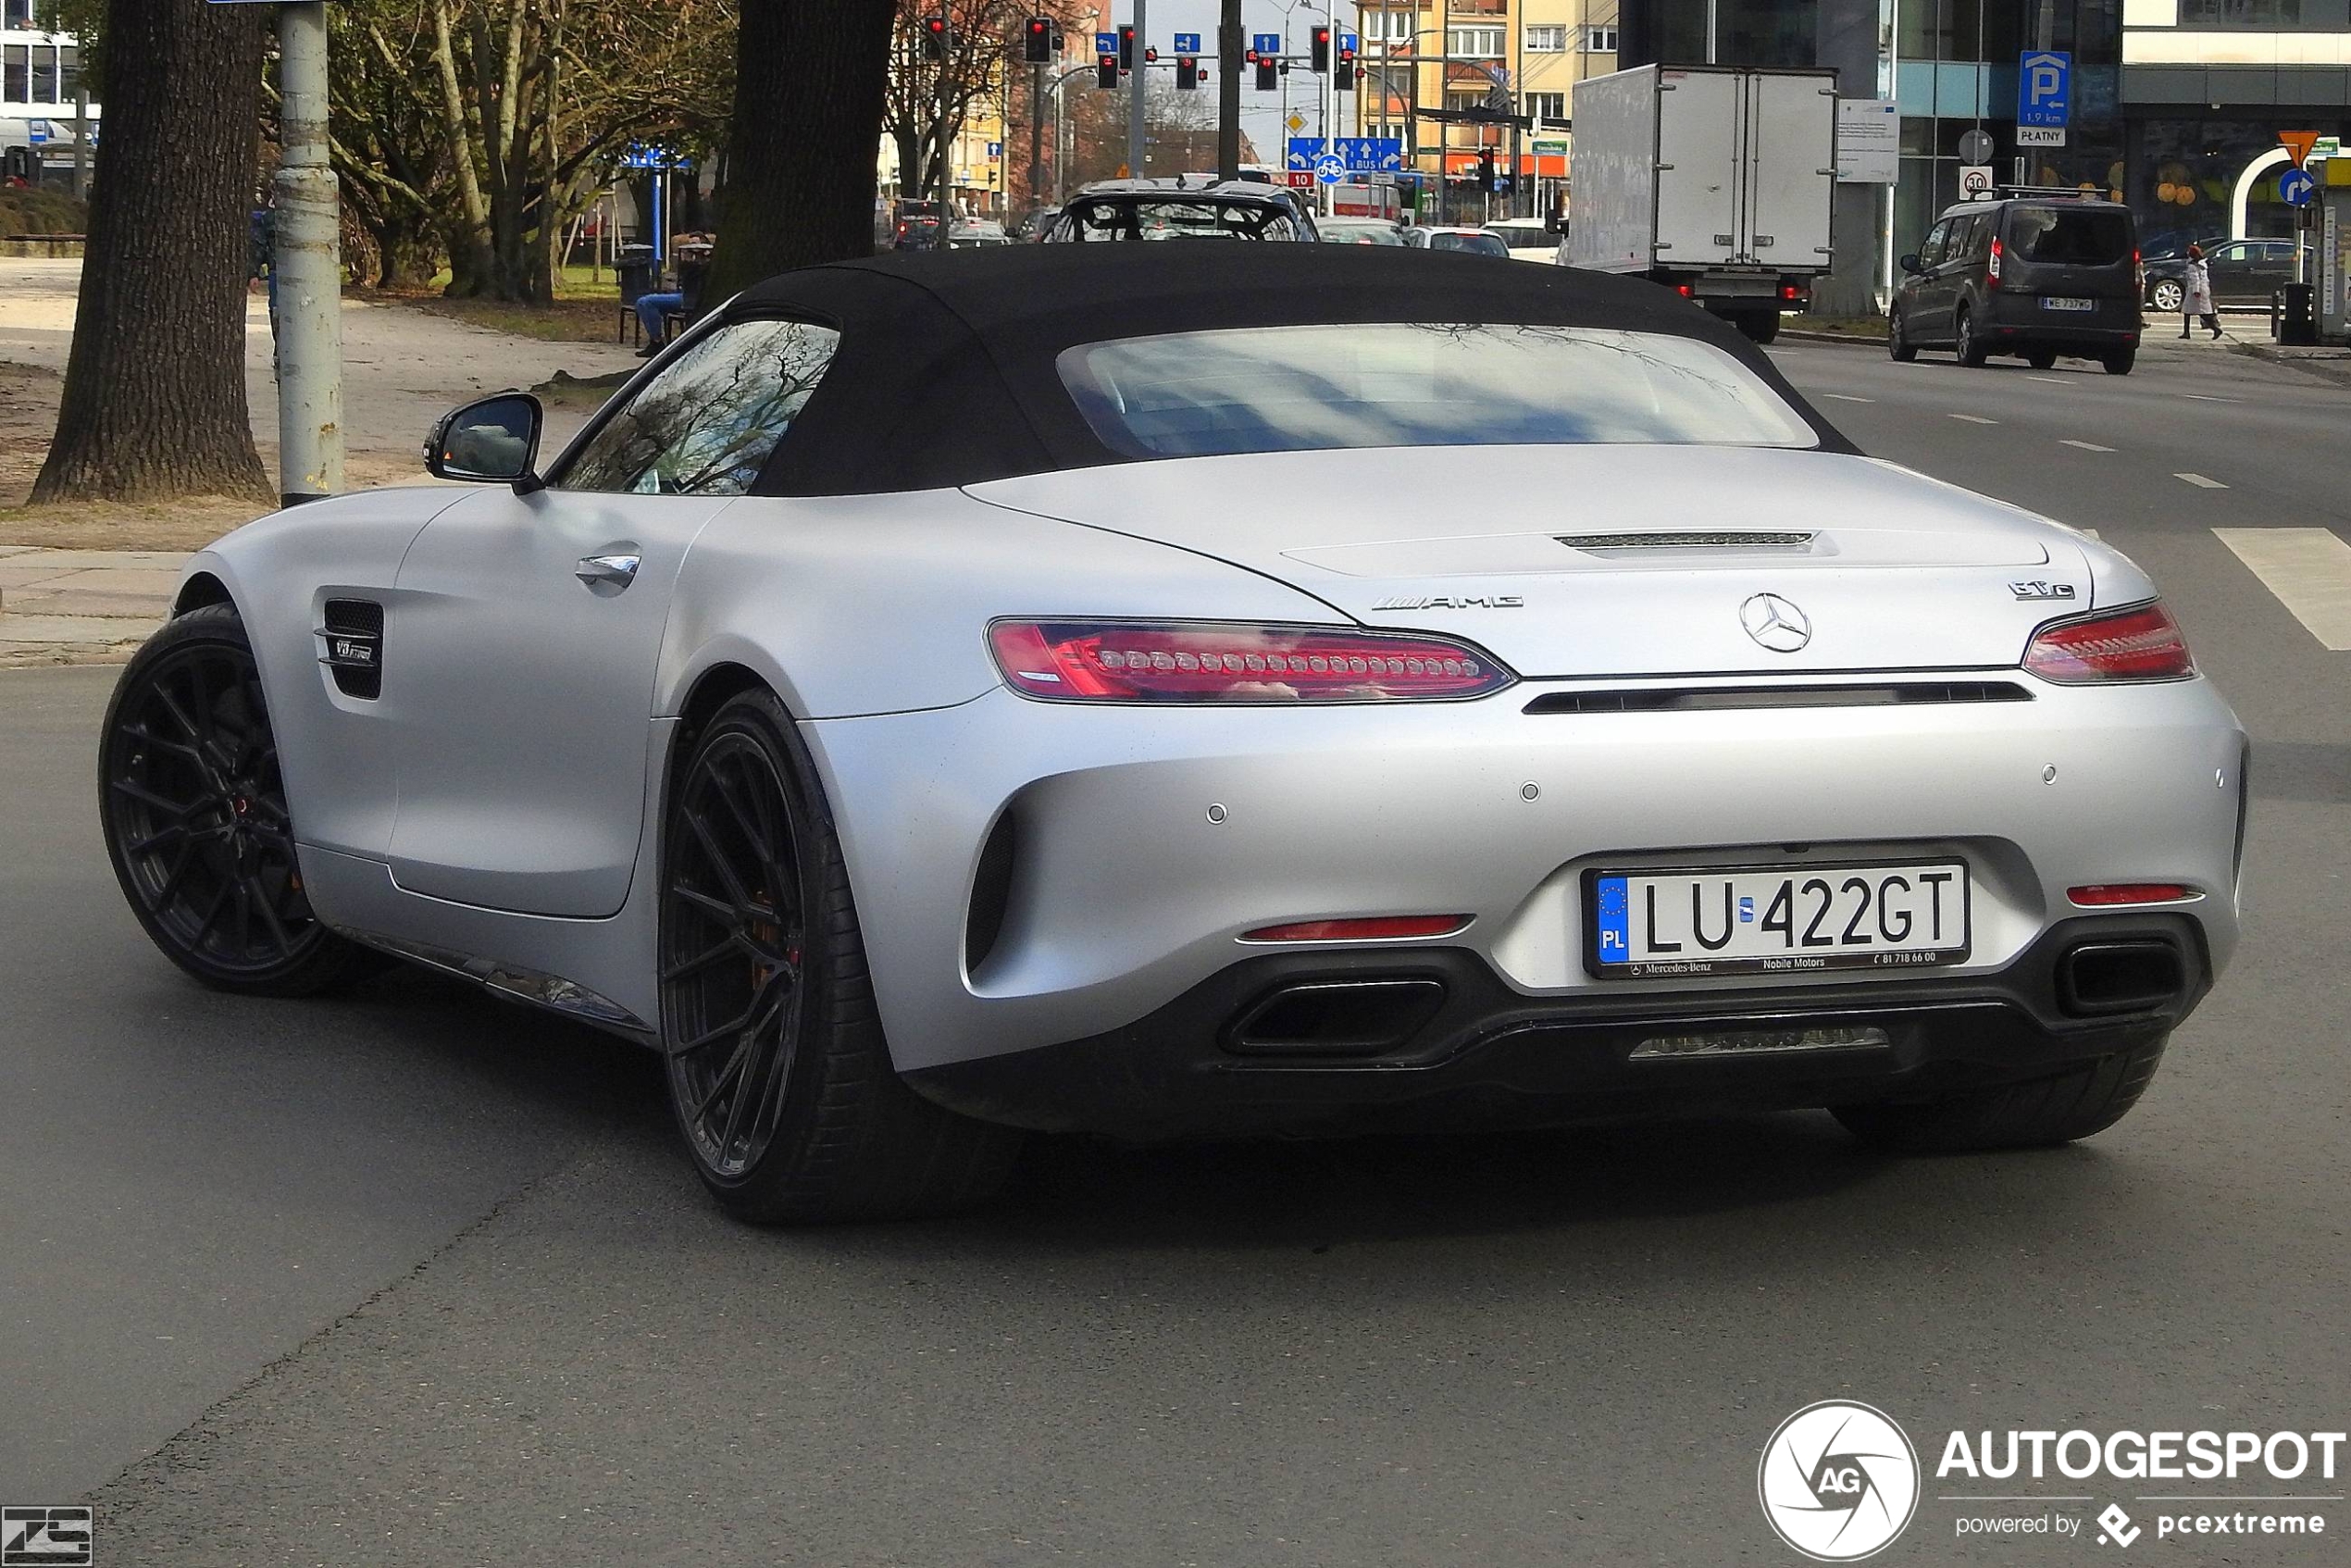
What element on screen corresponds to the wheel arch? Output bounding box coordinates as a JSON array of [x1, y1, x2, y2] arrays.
[[173, 570, 235, 617]]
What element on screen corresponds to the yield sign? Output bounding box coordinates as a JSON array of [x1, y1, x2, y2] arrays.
[[2279, 130, 2320, 168]]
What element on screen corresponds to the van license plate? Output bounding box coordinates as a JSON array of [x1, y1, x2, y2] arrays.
[[1589, 862, 1970, 978], [2040, 296, 2095, 312]]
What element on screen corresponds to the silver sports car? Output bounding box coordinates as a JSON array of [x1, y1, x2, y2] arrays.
[[100, 246, 2245, 1223]]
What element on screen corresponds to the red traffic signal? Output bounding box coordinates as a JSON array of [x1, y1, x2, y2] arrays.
[[1311, 24, 1331, 71], [1023, 15, 1053, 62], [921, 14, 949, 58], [1254, 56, 1277, 90], [1097, 52, 1118, 87], [1117, 22, 1135, 69], [1176, 54, 1199, 89]]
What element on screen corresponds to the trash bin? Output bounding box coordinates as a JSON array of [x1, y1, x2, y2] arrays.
[[2274, 283, 2319, 346], [616, 247, 659, 307]]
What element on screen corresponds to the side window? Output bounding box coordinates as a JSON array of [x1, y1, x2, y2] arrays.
[[556, 318, 840, 496], [1919, 220, 1951, 268]]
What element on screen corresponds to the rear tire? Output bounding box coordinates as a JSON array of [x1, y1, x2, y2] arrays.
[[1735, 310, 1781, 345], [2025, 349, 2058, 370], [2149, 279, 2183, 313], [1832, 1037, 2167, 1152], [658, 687, 1022, 1224], [2102, 347, 2136, 376], [99, 604, 374, 997], [1887, 307, 1917, 362], [1955, 305, 1989, 367]]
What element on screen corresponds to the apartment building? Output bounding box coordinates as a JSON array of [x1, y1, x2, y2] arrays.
[[1350, 0, 1619, 217]]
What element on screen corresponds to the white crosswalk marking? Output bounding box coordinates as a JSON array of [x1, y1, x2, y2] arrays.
[[1948, 414, 1999, 425], [2175, 472, 2227, 488], [2215, 529, 2351, 651], [2060, 440, 2116, 452]]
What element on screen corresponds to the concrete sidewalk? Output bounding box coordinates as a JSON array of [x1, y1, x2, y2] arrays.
[[0, 546, 183, 664]]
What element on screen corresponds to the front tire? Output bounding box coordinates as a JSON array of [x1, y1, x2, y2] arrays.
[[658, 688, 1021, 1223], [99, 604, 373, 996], [1887, 307, 1918, 362], [1832, 1037, 2167, 1152]]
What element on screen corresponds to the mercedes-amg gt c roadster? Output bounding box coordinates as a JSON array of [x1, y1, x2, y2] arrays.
[[100, 245, 2245, 1222]]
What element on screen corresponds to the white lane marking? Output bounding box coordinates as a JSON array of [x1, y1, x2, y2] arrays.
[[1948, 414, 1999, 425], [1821, 392, 1876, 403], [2215, 528, 2351, 651], [2026, 376, 2068, 385], [2060, 440, 2116, 452], [2175, 472, 2228, 489], [2180, 392, 2241, 403]]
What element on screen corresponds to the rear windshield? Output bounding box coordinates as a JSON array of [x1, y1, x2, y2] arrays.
[[1429, 231, 1509, 257], [1057, 323, 1819, 459], [1062, 199, 1304, 241], [2006, 206, 2133, 266]]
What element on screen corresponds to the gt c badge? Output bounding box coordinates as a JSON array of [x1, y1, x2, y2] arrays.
[[1739, 593, 1811, 653], [2009, 580, 2078, 601]]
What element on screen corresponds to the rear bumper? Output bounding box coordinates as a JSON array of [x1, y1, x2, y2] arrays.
[[1981, 294, 2141, 345], [905, 914, 2209, 1139], [807, 674, 2245, 1103]]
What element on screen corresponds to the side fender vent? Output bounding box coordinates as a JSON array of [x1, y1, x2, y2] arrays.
[[319, 599, 384, 700]]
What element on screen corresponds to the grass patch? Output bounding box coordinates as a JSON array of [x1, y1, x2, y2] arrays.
[[362, 291, 627, 345], [1793, 314, 1890, 341]]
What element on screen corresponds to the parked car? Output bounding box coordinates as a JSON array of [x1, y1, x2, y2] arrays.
[[1043, 180, 1320, 242], [1890, 194, 2142, 374], [1320, 218, 1406, 245], [2143, 238, 2307, 312], [1401, 226, 1510, 258], [1482, 219, 1557, 262]]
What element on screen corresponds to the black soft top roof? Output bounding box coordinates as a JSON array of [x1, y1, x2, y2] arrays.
[[725, 244, 1851, 495]]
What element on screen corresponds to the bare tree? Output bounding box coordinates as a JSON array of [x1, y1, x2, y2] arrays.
[[33, 0, 271, 503]]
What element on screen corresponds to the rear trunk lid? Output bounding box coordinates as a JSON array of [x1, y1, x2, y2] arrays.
[[965, 445, 2094, 679]]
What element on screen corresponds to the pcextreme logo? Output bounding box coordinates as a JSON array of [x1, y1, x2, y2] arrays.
[[1759, 1400, 1922, 1562]]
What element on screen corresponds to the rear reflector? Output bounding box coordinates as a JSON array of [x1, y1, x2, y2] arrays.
[[989, 620, 1515, 703], [2023, 601, 2194, 683], [2068, 883, 2200, 906], [1240, 915, 1471, 942]]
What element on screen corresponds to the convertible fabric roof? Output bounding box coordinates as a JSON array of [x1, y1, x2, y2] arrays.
[[728, 244, 1856, 496]]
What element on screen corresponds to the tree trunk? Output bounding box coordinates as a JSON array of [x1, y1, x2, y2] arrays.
[[706, 0, 897, 303], [32, 0, 270, 504], [429, 0, 496, 296]]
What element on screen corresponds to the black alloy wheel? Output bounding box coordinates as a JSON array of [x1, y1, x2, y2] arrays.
[[1955, 305, 1988, 367], [99, 604, 369, 995], [662, 721, 808, 1184], [1887, 306, 1917, 362], [657, 688, 1021, 1223]]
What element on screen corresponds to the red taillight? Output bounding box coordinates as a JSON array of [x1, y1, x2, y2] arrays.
[[1986, 234, 2003, 290], [1242, 915, 1472, 941], [987, 620, 1516, 703], [2022, 602, 2194, 684], [1674, 282, 1695, 298], [1780, 283, 1803, 302], [2068, 883, 2200, 906]]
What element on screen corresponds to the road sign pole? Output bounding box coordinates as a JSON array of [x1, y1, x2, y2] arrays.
[[1216, 0, 1242, 180], [273, 0, 342, 506], [1128, 0, 1147, 180]]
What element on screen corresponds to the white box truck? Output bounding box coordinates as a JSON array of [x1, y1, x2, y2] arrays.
[[1567, 64, 1838, 343]]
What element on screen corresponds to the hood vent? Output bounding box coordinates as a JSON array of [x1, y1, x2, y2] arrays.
[[1557, 529, 1817, 553]]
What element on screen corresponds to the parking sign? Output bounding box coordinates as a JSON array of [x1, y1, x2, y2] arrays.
[[2018, 51, 2070, 129]]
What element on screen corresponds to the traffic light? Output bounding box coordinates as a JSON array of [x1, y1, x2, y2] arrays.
[[1311, 24, 1331, 71], [1117, 23, 1135, 69], [921, 14, 949, 58], [1097, 48, 1118, 87], [1143, 44, 1158, 63], [1176, 53, 1199, 89], [1336, 59, 1354, 90], [1248, 46, 1275, 90], [1476, 147, 1497, 192], [1023, 15, 1053, 62]]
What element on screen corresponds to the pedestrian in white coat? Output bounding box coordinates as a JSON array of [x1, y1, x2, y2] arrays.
[[2179, 243, 2224, 340]]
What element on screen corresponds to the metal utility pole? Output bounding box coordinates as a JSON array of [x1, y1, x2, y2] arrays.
[[1031, 58, 1047, 206], [273, 1, 343, 506], [1127, 0, 1147, 179], [1216, 0, 1242, 180]]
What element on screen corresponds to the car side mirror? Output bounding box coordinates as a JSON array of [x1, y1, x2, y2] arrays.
[[427, 392, 544, 493], [1898, 253, 1923, 275]]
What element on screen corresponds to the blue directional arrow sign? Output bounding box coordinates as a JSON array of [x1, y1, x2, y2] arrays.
[[2281, 167, 2316, 206], [1095, 31, 1116, 55], [2018, 50, 2071, 128], [1252, 31, 1280, 55], [1173, 31, 1200, 53]]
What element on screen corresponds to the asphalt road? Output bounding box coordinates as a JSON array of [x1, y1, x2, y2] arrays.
[[4, 338, 2347, 1566]]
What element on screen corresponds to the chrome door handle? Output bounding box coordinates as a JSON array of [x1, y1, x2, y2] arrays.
[[575, 554, 641, 588]]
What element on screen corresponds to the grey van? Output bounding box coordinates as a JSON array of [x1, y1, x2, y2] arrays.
[[1891, 193, 2142, 375]]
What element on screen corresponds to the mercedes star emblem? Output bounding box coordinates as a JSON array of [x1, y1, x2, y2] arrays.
[[1740, 592, 1812, 653]]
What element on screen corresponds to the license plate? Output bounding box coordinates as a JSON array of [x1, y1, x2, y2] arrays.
[[2041, 296, 2096, 312], [1589, 862, 1969, 978]]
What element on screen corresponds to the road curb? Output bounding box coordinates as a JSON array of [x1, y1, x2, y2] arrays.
[[2226, 340, 2351, 389], [1779, 328, 1886, 348]]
